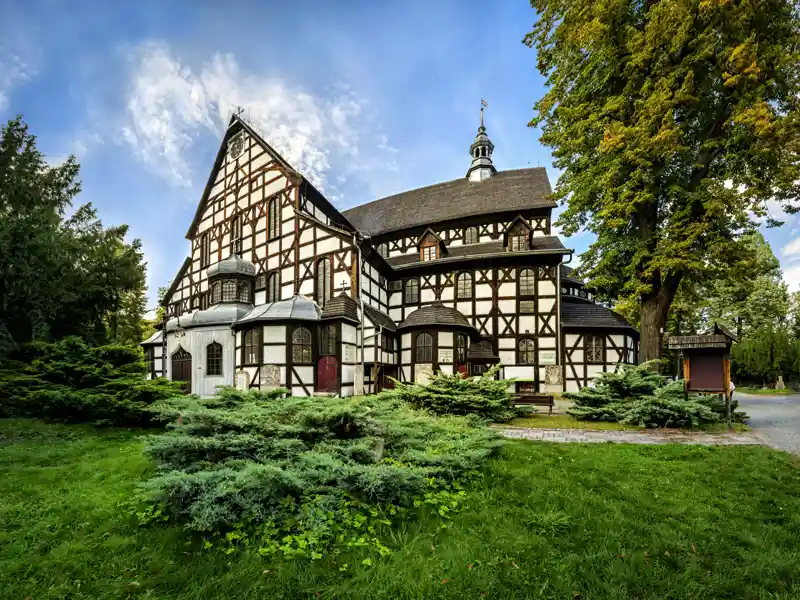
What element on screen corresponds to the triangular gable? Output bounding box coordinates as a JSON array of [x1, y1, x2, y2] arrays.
[[416, 227, 445, 249], [502, 215, 532, 244]]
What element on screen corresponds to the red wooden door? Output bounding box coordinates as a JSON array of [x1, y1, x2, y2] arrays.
[[171, 347, 192, 393], [316, 356, 339, 393]]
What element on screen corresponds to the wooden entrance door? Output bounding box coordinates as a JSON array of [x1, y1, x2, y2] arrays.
[[381, 366, 398, 391], [171, 347, 192, 393], [316, 356, 339, 393]]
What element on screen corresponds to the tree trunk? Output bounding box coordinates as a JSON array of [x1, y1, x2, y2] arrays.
[[639, 294, 665, 366]]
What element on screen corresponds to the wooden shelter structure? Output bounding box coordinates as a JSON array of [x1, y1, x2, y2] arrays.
[[666, 323, 737, 429]]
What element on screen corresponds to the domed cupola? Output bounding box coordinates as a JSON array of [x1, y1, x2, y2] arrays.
[[399, 301, 478, 338], [466, 99, 496, 182], [207, 255, 256, 306]]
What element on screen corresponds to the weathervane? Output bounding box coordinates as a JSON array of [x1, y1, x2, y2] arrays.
[[235, 106, 245, 119], [480, 98, 488, 128]]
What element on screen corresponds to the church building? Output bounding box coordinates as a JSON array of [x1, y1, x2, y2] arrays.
[[141, 108, 638, 396]]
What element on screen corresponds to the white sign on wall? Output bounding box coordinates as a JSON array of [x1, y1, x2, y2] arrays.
[[260, 365, 281, 387], [438, 349, 453, 363], [415, 364, 434, 386], [539, 350, 557, 365], [343, 344, 355, 363], [235, 370, 249, 391]]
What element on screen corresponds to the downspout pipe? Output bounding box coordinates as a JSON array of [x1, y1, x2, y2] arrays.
[[352, 232, 366, 394]]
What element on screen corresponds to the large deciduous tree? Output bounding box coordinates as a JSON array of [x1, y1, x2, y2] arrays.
[[525, 0, 800, 363], [0, 116, 146, 354]]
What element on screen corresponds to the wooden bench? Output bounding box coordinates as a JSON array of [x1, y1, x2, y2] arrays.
[[512, 393, 555, 415]]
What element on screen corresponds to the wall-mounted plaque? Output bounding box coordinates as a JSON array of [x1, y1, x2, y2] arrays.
[[539, 350, 557, 365]]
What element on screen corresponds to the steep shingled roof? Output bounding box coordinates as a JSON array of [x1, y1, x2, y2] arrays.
[[363, 303, 396, 331], [560, 296, 637, 333], [342, 168, 555, 236]]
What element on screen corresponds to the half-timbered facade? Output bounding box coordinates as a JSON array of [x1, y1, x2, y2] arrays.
[[147, 110, 637, 397]]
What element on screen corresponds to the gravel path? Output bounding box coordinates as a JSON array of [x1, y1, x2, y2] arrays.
[[498, 427, 761, 446], [737, 392, 800, 455]]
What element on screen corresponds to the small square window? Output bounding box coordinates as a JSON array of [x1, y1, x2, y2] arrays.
[[421, 245, 437, 261]]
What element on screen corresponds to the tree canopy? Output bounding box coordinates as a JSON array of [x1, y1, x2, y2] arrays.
[[525, 0, 800, 363], [0, 116, 147, 354]]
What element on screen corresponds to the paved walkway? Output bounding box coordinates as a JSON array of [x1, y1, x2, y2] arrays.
[[737, 392, 800, 455], [498, 427, 762, 446]]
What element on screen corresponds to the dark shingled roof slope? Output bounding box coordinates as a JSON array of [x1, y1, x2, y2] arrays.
[[321, 293, 359, 323], [342, 168, 555, 236], [363, 303, 396, 331], [561, 297, 637, 332], [399, 301, 476, 332], [386, 237, 567, 268]]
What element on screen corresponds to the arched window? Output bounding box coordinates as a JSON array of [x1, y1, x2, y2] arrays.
[[206, 342, 223, 376], [292, 327, 313, 363], [243, 328, 261, 364], [268, 198, 279, 240], [231, 215, 243, 255], [316, 257, 332, 306], [464, 227, 478, 245], [267, 272, 279, 303], [456, 334, 468, 365], [237, 281, 251, 303], [320, 323, 337, 356], [518, 338, 536, 365], [519, 269, 535, 296], [200, 232, 211, 268], [404, 278, 419, 304], [222, 280, 236, 302], [211, 282, 221, 304], [415, 333, 433, 363], [255, 274, 267, 290], [456, 272, 473, 299]]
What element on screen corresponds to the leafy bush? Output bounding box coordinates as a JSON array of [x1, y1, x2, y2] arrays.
[[386, 363, 520, 422], [136, 387, 502, 560], [566, 363, 739, 428], [0, 336, 183, 426]]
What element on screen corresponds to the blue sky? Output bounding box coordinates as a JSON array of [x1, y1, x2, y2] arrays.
[[3, 0, 799, 311]]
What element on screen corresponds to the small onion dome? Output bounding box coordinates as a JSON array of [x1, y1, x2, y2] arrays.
[[320, 293, 359, 324], [207, 255, 256, 278], [398, 301, 478, 336], [166, 303, 252, 331], [233, 295, 321, 329]]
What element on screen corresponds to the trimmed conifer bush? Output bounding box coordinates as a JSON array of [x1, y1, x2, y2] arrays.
[[137, 387, 503, 559], [386, 363, 520, 422], [565, 363, 741, 428], [0, 336, 183, 425]]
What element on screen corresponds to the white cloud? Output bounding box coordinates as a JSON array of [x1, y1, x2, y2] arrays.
[[0, 50, 35, 113], [781, 237, 800, 258], [120, 42, 395, 194], [782, 263, 800, 293]]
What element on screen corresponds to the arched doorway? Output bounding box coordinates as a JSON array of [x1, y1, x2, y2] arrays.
[[316, 356, 339, 393], [171, 347, 192, 393]]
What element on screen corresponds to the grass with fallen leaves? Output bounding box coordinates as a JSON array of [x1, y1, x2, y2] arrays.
[[2, 417, 799, 599]]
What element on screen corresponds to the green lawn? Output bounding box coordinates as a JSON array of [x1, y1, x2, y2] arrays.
[[738, 386, 800, 395], [505, 414, 642, 430], [2, 418, 800, 599]]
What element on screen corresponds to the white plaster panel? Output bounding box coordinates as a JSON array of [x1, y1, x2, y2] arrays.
[[498, 299, 515, 314], [440, 365, 453, 374], [539, 298, 555, 313], [505, 366, 535, 379], [570, 350, 584, 363], [333, 271, 350, 291], [342, 324, 357, 344], [316, 236, 339, 255], [499, 350, 516, 365], [299, 244, 315, 260], [586, 365, 604, 379], [456, 301, 472, 315], [611, 334, 624, 347], [421, 288, 436, 304], [498, 338, 515, 349], [475, 284, 493, 298], [476, 300, 492, 315], [402, 350, 411, 364], [518, 315, 536, 334], [439, 331, 453, 347], [341, 364, 355, 385], [498, 283, 516, 297], [389, 308, 402, 322], [538, 336, 556, 349], [254, 291, 266, 305], [298, 279, 314, 295], [538, 280, 556, 296], [281, 284, 294, 300], [264, 344, 286, 364], [566, 380, 580, 393], [566, 334, 580, 346], [440, 287, 454, 301]]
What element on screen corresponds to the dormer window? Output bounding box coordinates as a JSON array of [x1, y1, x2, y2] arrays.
[[421, 245, 437, 261], [509, 234, 528, 251], [505, 216, 532, 252], [417, 228, 443, 262], [464, 227, 478, 245]]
